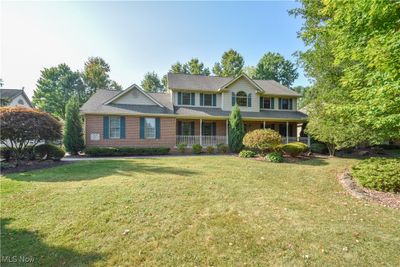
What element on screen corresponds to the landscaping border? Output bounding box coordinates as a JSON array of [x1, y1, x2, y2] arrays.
[[337, 170, 400, 209]]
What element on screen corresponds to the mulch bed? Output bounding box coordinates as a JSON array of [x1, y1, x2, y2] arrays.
[[338, 171, 400, 209], [1, 160, 72, 174]]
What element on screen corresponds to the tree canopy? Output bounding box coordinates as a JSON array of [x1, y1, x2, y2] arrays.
[[213, 49, 244, 77], [291, 0, 400, 149], [141, 72, 164, 93], [254, 52, 298, 87]]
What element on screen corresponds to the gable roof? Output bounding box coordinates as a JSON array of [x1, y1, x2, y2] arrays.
[[218, 73, 264, 93], [167, 73, 300, 96], [0, 88, 33, 107], [103, 84, 164, 107]]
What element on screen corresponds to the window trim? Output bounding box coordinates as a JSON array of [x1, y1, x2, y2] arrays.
[[109, 116, 121, 139], [279, 98, 293, 110], [260, 97, 273, 109], [144, 117, 156, 139], [203, 94, 213, 106]]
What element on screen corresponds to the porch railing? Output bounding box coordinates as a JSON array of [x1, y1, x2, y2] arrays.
[[282, 136, 310, 145], [176, 135, 227, 147]]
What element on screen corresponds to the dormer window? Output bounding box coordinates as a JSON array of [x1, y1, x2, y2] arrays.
[[232, 91, 252, 107]]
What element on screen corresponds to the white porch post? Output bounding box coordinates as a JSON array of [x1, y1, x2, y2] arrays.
[[307, 135, 311, 147], [226, 119, 229, 144], [286, 121, 289, 144], [200, 119, 202, 146], [263, 121, 266, 129]]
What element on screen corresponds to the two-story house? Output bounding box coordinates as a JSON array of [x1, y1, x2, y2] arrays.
[[81, 73, 308, 148]]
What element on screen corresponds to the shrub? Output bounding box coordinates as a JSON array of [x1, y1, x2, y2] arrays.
[[84, 147, 170, 157], [265, 152, 284, 163], [310, 142, 328, 154], [282, 142, 309, 157], [217, 143, 229, 154], [0, 147, 12, 161], [239, 150, 256, 158], [34, 144, 65, 161], [242, 129, 282, 155], [192, 144, 202, 154], [228, 105, 245, 152], [351, 158, 400, 193], [206, 146, 215, 154], [0, 107, 62, 165], [177, 143, 187, 153]]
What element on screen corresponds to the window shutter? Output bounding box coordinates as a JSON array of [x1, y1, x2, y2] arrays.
[[191, 93, 195, 105], [200, 93, 204, 106], [178, 92, 182, 105], [120, 116, 126, 139], [190, 121, 195, 135], [271, 98, 275, 109], [177, 121, 182, 135], [260, 97, 263, 109], [231, 92, 236, 106], [248, 93, 252, 107], [212, 94, 216, 106], [279, 98, 282, 109], [156, 118, 160, 139], [212, 122, 216, 136], [103, 116, 109, 139], [140, 117, 145, 139], [289, 99, 293, 110]]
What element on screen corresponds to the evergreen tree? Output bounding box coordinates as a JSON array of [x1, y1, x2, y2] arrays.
[[63, 95, 85, 155], [228, 105, 245, 153]]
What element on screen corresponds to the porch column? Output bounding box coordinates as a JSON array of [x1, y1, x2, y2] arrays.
[[200, 119, 202, 146], [307, 135, 311, 147], [263, 121, 266, 129], [286, 121, 289, 144], [226, 119, 229, 144]]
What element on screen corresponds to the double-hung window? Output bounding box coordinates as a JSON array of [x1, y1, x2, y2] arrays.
[[182, 93, 191, 105], [279, 98, 293, 110], [144, 118, 156, 139], [260, 97, 274, 109], [109, 116, 121, 139]]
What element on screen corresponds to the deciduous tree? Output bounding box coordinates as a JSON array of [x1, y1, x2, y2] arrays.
[[213, 49, 244, 77], [141, 72, 164, 92]]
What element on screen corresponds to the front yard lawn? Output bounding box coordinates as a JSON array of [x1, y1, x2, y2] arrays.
[[1, 156, 399, 266]]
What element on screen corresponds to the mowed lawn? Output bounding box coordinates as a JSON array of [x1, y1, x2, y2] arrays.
[[1, 156, 399, 266]]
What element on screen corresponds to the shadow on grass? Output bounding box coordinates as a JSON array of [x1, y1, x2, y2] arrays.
[[1, 218, 103, 266], [291, 157, 329, 166], [3, 159, 200, 182]]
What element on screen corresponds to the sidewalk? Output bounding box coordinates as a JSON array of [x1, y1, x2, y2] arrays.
[[62, 154, 233, 161]]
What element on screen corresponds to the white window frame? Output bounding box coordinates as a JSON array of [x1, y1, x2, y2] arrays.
[[109, 116, 121, 139], [281, 98, 290, 110], [181, 92, 192, 105], [144, 118, 156, 139], [236, 91, 247, 107], [203, 94, 213, 106], [261, 97, 272, 109]]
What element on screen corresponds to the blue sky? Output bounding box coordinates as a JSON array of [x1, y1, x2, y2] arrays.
[[1, 1, 309, 98]]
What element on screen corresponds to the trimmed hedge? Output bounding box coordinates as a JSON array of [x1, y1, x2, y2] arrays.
[[266, 152, 284, 163], [34, 144, 65, 161], [217, 144, 229, 154], [310, 142, 329, 154], [177, 143, 187, 153], [351, 157, 400, 193], [242, 129, 282, 155], [282, 142, 309, 157], [85, 147, 170, 157], [206, 146, 215, 154], [192, 144, 202, 154], [239, 150, 256, 158]]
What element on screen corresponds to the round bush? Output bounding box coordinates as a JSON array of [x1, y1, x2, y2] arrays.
[[351, 157, 400, 192], [217, 143, 228, 154], [242, 129, 282, 155], [282, 142, 309, 157], [310, 143, 328, 154], [206, 146, 215, 154], [239, 150, 256, 158], [34, 144, 65, 161], [192, 144, 202, 154], [265, 152, 283, 163], [177, 143, 187, 153]]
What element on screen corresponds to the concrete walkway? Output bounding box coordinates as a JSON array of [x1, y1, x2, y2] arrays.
[[62, 154, 232, 161]]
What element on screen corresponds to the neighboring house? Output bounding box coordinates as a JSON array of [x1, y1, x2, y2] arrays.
[[0, 88, 33, 108], [81, 73, 309, 148]]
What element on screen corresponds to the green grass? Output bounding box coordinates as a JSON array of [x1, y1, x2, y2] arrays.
[[1, 156, 399, 266]]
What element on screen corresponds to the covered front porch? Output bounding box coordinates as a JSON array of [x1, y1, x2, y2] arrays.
[[176, 118, 310, 147]]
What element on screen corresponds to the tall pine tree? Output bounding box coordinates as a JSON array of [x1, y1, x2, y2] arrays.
[[63, 95, 85, 155]]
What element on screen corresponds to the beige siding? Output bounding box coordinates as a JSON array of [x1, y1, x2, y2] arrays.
[[174, 91, 221, 108], [221, 78, 260, 112], [112, 88, 156, 105]]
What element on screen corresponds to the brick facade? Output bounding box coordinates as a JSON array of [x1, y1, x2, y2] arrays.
[[85, 115, 176, 147]]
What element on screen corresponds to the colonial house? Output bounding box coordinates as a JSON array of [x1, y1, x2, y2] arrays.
[[0, 88, 33, 108], [81, 73, 308, 148]]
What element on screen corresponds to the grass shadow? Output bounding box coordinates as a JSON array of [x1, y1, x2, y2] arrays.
[[3, 159, 200, 182], [291, 157, 329, 166], [1, 218, 103, 266]]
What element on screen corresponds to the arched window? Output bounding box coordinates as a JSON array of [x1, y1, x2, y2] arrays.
[[236, 91, 247, 107]]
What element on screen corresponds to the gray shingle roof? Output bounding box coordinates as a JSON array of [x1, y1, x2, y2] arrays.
[[174, 107, 307, 120], [167, 73, 300, 96], [0, 89, 23, 99]]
